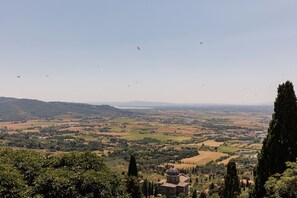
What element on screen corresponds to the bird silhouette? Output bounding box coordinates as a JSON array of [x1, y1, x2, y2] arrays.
[[17, 75, 21, 78], [200, 42, 203, 45], [137, 46, 140, 50]]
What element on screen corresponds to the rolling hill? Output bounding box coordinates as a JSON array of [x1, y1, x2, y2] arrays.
[[0, 97, 128, 121]]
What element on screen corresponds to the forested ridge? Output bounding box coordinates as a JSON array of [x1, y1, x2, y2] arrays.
[[0, 97, 127, 121]]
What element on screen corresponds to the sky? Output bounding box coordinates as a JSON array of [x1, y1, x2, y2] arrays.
[[0, 0, 297, 104]]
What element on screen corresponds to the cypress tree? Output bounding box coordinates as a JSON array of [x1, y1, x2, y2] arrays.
[[223, 161, 240, 198], [128, 155, 138, 177], [199, 192, 207, 198], [149, 182, 154, 195], [142, 179, 148, 198], [148, 182, 151, 196], [154, 186, 158, 197], [192, 190, 198, 198], [254, 81, 297, 197]]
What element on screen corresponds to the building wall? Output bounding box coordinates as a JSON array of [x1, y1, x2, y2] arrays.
[[160, 186, 176, 198], [167, 175, 180, 184]]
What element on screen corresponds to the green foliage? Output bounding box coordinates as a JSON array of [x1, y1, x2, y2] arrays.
[[223, 161, 240, 198], [33, 168, 79, 198], [126, 176, 141, 198], [0, 162, 27, 197], [0, 148, 126, 197], [110, 144, 198, 170], [210, 193, 220, 198], [265, 160, 297, 198], [254, 81, 297, 197]]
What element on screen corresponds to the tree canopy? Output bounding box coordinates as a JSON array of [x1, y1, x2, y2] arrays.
[[254, 81, 297, 197], [0, 148, 126, 197], [265, 160, 297, 197]]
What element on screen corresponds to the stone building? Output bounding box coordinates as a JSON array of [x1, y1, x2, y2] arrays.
[[157, 167, 190, 198]]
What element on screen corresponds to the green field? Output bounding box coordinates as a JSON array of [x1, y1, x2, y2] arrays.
[[218, 146, 239, 154], [121, 131, 191, 141]]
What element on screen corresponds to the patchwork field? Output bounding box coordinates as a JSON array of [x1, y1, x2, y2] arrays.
[[181, 151, 228, 165], [0, 106, 268, 192], [197, 140, 224, 147], [218, 146, 239, 154]]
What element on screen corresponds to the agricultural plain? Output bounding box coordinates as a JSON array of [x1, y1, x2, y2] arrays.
[[0, 106, 270, 192]]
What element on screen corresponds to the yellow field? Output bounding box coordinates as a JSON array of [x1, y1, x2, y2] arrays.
[[197, 140, 224, 147], [167, 163, 196, 169], [181, 151, 227, 165]]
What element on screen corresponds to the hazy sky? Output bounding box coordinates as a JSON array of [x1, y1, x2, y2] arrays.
[[1, 1, 297, 104]]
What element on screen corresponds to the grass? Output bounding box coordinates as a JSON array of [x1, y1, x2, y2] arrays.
[[167, 163, 196, 169], [120, 131, 191, 142], [0, 120, 55, 130], [197, 140, 224, 147], [111, 117, 136, 123], [181, 151, 227, 165], [218, 146, 239, 154]]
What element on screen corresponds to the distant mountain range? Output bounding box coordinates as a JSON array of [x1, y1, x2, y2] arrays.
[[0, 97, 127, 121]]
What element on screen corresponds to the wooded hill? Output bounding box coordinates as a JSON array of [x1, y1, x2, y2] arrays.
[[0, 97, 127, 121]]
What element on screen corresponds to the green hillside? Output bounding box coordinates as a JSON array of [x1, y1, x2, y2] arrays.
[[0, 97, 127, 121]]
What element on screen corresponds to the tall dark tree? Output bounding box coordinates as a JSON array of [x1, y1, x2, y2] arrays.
[[154, 186, 158, 197], [148, 182, 152, 196], [128, 155, 138, 177], [254, 81, 297, 197], [149, 182, 154, 195], [192, 189, 198, 198], [142, 179, 148, 198], [223, 161, 240, 198], [199, 191, 207, 198]]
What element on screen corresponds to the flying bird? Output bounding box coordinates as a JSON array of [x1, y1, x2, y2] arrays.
[[137, 46, 140, 50], [200, 41, 203, 45], [17, 75, 21, 78]]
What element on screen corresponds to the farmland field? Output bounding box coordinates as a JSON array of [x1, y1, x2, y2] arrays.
[[181, 151, 228, 165], [197, 140, 224, 147], [0, 106, 270, 192]]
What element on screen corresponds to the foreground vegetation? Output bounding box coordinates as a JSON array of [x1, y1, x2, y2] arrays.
[[0, 148, 126, 197]]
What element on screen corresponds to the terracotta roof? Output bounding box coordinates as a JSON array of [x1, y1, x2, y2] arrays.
[[179, 174, 189, 182], [161, 183, 177, 188], [177, 182, 189, 187]]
